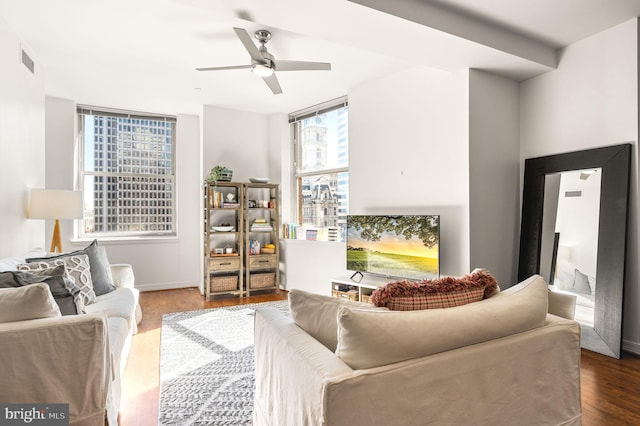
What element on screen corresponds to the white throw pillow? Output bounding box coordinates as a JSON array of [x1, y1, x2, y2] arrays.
[[335, 275, 549, 370], [288, 289, 387, 352], [0, 283, 61, 323]]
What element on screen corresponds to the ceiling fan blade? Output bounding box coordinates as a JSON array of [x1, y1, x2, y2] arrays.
[[233, 27, 265, 62], [274, 60, 331, 71], [262, 73, 282, 95], [196, 65, 252, 71]]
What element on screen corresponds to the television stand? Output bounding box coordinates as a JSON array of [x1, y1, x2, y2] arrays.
[[331, 274, 393, 304]]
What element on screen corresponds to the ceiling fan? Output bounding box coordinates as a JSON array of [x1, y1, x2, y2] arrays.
[[196, 27, 331, 95]]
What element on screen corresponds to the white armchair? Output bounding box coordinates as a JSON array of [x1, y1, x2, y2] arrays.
[[0, 252, 141, 425]]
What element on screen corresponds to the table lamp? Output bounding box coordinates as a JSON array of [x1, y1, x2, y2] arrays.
[[29, 189, 83, 253]]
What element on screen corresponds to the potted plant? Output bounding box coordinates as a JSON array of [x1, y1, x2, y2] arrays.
[[207, 165, 233, 186]]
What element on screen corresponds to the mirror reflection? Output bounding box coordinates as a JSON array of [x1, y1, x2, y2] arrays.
[[542, 168, 601, 329]]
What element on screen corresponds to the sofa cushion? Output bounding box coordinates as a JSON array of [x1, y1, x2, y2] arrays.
[[288, 289, 387, 352], [20, 254, 96, 306], [27, 240, 116, 296], [335, 275, 549, 370], [0, 283, 61, 322], [370, 269, 499, 310], [0, 268, 80, 315]]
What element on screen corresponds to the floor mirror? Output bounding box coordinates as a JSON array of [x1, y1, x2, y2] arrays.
[[518, 144, 631, 358]]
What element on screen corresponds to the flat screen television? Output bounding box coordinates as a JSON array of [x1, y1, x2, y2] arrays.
[[346, 215, 440, 280]]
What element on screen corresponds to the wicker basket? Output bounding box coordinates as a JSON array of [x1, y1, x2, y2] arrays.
[[332, 289, 359, 302], [211, 275, 238, 292], [250, 272, 275, 289], [361, 294, 372, 304]]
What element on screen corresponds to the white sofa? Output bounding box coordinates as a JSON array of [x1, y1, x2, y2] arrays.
[[253, 275, 582, 426], [0, 249, 140, 426]]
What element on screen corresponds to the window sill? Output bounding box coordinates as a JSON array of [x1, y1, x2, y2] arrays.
[[282, 239, 345, 245], [71, 235, 179, 246]]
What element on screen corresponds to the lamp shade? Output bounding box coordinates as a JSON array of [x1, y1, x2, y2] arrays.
[[29, 189, 83, 220]]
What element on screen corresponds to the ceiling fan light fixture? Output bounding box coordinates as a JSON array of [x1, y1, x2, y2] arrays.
[[252, 63, 273, 77]]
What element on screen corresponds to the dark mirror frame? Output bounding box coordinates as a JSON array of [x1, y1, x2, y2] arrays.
[[518, 143, 631, 358]]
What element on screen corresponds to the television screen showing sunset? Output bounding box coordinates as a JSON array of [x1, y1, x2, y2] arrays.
[[346, 215, 439, 280]]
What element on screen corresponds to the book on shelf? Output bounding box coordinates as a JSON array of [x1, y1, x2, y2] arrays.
[[283, 223, 299, 239], [251, 218, 272, 231], [209, 191, 231, 208]]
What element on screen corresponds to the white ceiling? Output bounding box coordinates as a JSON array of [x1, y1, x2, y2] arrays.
[[0, 0, 639, 116]]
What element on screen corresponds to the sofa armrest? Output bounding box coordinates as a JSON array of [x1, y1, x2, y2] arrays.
[[0, 314, 111, 424], [110, 263, 142, 325], [110, 263, 135, 289], [253, 307, 354, 426], [548, 290, 577, 320]]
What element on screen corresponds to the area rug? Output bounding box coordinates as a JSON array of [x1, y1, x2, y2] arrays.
[[158, 300, 289, 425]]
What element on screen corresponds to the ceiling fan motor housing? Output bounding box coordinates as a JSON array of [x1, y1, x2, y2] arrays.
[[255, 29, 272, 44]]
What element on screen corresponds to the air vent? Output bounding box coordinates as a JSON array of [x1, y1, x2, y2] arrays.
[[21, 48, 35, 74], [565, 190, 582, 197]]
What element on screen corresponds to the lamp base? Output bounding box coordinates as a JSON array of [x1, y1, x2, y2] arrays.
[[50, 219, 63, 253]]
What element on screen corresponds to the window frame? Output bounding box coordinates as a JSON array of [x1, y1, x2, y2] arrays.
[[76, 105, 177, 239], [290, 97, 349, 238]]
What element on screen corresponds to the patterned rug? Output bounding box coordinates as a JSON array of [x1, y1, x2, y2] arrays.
[[158, 300, 289, 425]]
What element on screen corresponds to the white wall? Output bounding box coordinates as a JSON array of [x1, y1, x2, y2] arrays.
[[520, 18, 639, 354], [349, 66, 470, 277], [44, 97, 202, 291], [468, 69, 520, 287], [0, 17, 45, 257], [44, 96, 76, 248], [202, 106, 271, 183]]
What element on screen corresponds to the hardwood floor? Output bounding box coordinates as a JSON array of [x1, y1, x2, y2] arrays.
[[120, 287, 640, 425]]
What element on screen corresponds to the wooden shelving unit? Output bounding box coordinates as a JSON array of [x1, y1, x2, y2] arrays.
[[203, 182, 244, 299], [244, 183, 280, 296]]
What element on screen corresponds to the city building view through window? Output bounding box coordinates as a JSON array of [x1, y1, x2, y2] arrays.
[[293, 102, 348, 240], [78, 108, 176, 237]]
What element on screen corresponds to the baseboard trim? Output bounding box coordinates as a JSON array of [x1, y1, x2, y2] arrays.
[[136, 281, 199, 292], [623, 339, 640, 356]]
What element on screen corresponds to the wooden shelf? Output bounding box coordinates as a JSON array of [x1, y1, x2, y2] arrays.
[[204, 182, 244, 300], [204, 181, 280, 299], [244, 183, 280, 296]]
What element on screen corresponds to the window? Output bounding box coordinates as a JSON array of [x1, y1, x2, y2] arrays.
[[77, 106, 177, 238], [290, 98, 348, 240]]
